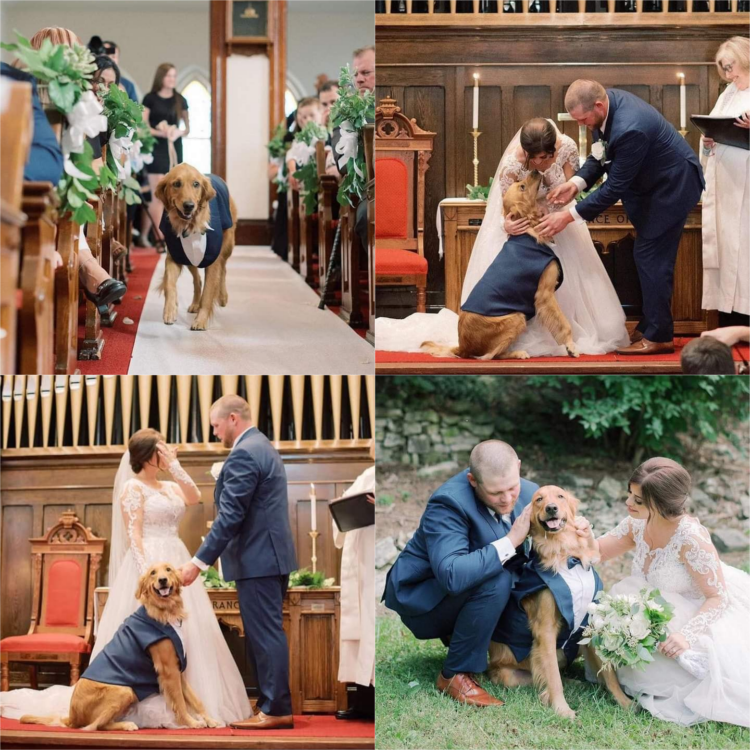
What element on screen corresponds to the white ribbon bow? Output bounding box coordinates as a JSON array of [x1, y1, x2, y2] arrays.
[[287, 140, 317, 168], [109, 128, 135, 179], [62, 90, 107, 155], [63, 154, 94, 180], [335, 120, 362, 178], [129, 138, 154, 173]]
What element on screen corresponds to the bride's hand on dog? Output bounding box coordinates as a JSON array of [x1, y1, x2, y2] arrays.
[[573, 515, 593, 538], [547, 181, 578, 206], [508, 503, 532, 548], [505, 215, 531, 236], [658, 633, 689, 659]]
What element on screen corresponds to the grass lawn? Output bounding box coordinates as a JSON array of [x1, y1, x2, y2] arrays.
[[376, 616, 750, 750]]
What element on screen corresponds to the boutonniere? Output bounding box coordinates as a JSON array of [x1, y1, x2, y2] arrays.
[[209, 462, 225, 480], [591, 140, 608, 165]]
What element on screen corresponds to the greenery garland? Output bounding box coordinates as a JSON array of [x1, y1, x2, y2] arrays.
[[329, 64, 375, 207], [291, 121, 327, 215], [267, 120, 289, 194], [465, 177, 494, 201]]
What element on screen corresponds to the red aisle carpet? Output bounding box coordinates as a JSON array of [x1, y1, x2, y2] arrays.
[[0, 714, 375, 742], [376, 337, 750, 373], [77, 247, 161, 375]]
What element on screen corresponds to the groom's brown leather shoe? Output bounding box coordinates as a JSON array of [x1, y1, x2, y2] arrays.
[[230, 711, 294, 729], [629, 329, 644, 344], [436, 672, 504, 707], [616, 338, 674, 356]]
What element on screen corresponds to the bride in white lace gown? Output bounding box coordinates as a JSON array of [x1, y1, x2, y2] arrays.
[[0, 429, 251, 728], [594, 457, 750, 727], [376, 118, 629, 356]]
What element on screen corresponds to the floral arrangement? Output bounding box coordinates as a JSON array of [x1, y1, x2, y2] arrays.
[[578, 587, 674, 672], [466, 177, 493, 201], [288, 121, 328, 215], [267, 120, 289, 194], [576, 176, 604, 202], [200, 566, 235, 589], [329, 64, 375, 208], [289, 568, 335, 589], [209, 462, 225, 480]]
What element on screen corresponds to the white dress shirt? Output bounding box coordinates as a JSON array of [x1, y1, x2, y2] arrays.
[[558, 563, 597, 635], [569, 96, 610, 224], [487, 508, 517, 565], [192, 424, 256, 571]]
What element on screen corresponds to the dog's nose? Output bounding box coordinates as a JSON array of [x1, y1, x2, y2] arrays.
[[545, 504, 558, 516], [158, 577, 169, 587], [182, 201, 195, 213]]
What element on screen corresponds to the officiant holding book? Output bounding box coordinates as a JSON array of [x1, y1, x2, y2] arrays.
[[701, 36, 750, 326]]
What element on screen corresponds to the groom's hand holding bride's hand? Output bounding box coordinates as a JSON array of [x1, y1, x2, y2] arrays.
[[179, 562, 201, 586], [658, 632, 689, 659]]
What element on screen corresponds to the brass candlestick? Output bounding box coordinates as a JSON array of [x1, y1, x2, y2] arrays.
[[470, 129, 482, 186], [678, 128, 688, 138], [309, 530, 320, 574]]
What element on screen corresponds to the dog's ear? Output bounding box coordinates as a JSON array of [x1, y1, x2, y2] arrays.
[[200, 174, 216, 205], [172, 566, 183, 591], [135, 571, 151, 603], [155, 177, 169, 207], [565, 489, 579, 518]]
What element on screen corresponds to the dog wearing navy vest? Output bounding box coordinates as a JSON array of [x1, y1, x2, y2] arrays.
[[421, 172, 579, 361], [20, 563, 218, 731], [488, 487, 632, 719], [155, 164, 237, 331]]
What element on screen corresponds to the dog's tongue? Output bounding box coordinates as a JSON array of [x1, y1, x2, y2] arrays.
[[158, 587, 171, 597], [545, 518, 562, 530]]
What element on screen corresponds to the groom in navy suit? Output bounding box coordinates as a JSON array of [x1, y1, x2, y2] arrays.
[[179, 395, 298, 729], [537, 80, 705, 356], [383, 441, 538, 707]]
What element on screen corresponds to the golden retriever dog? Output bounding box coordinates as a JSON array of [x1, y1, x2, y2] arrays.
[[155, 164, 237, 331], [21, 563, 219, 731], [488, 487, 632, 719], [422, 172, 579, 361]]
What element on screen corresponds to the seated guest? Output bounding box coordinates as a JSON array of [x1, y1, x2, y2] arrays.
[[102, 38, 138, 102], [319, 80, 339, 127], [286, 97, 325, 192], [681, 337, 738, 374]]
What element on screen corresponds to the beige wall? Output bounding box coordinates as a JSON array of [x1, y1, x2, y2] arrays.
[[0, 0, 210, 103]]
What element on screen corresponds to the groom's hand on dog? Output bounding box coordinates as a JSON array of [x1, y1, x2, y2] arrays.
[[536, 210, 573, 238], [507, 503, 533, 548]]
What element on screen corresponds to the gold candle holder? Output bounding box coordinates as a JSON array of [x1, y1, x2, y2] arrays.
[[678, 129, 688, 138], [470, 129, 482, 187], [309, 530, 320, 574]]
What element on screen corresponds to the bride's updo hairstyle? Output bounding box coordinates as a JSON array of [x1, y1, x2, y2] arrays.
[[129, 428, 165, 473], [520, 118, 557, 168], [629, 457, 691, 520]]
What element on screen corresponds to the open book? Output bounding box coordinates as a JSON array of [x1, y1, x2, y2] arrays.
[[329, 492, 374, 532], [690, 115, 749, 151]]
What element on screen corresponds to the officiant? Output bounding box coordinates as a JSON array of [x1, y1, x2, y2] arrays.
[[701, 36, 750, 326]]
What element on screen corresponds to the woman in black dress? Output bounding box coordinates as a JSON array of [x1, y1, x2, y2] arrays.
[[142, 63, 189, 251]]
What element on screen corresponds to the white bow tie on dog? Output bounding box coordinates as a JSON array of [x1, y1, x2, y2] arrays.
[[179, 223, 213, 267]]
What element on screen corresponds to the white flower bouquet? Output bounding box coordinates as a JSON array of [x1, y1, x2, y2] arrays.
[[578, 587, 674, 671], [209, 462, 225, 480]]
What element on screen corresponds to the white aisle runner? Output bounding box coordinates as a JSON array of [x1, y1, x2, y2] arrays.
[[129, 246, 374, 374]]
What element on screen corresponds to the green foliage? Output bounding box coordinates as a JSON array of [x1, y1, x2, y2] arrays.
[[56, 140, 99, 225], [329, 64, 375, 208], [292, 121, 327, 214], [136, 120, 156, 155], [377, 493, 395, 507], [289, 568, 327, 588], [465, 177, 493, 201], [267, 120, 289, 159], [200, 566, 235, 589], [576, 176, 603, 202]]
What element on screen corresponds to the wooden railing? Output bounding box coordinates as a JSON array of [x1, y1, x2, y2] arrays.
[[376, 0, 750, 25]]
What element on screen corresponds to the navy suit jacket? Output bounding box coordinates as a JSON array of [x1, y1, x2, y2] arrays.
[[195, 427, 297, 581], [384, 470, 539, 617], [1, 63, 64, 185], [575, 88, 704, 239]]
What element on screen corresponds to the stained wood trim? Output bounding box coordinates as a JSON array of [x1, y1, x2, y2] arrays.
[[210, 0, 227, 179]]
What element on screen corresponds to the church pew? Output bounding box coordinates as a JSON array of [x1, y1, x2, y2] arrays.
[[98, 191, 118, 327], [18, 183, 57, 374], [364, 124, 375, 345], [287, 184, 301, 272], [54, 217, 80, 374], [316, 141, 340, 306], [298, 200, 319, 288], [0, 82, 33, 375], [339, 200, 366, 329], [80, 196, 105, 361]]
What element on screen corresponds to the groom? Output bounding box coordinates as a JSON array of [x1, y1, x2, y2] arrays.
[[179, 395, 298, 729], [537, 80, 705, 356]]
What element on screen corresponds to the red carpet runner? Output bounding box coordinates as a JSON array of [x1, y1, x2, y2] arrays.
[[77, 247, 161, 375], [0, 715, 373, 738]]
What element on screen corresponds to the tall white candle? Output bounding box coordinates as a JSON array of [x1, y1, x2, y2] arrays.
[[678, 72, 686, 130], [310, 483, 317, 532], [472, 73, 479, 130]]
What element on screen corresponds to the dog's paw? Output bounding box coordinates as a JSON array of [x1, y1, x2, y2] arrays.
[[566, 343, 580, 358], [121, 722, 139, 732], [517, 350, 531, 360], [218, 293, 228, 307], [163, 305, 178, 325], [203, 715, 221, 728], [190, 316, 209, 331], [187, 302, 200, 313], [185, 717, 207, 729], [554, 704, 577, 720]]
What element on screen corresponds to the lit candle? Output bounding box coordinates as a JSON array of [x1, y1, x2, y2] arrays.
[[310, 483, 317, 532], [472, 73, 479, 130], [678, 72, 686, 130]]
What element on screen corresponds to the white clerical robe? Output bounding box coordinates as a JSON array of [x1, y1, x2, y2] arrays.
[[701, 82, 750, 316], [333, 466, 375, 687]]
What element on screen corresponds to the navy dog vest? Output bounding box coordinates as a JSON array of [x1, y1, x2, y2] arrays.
[[494, 551, 602, 664], [82, 605, 186, 701], [461, 233, 563, 320], [160, 174, 233, 268]]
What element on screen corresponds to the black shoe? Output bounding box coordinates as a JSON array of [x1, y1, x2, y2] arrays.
[[335, 708, 373, 721], [83, 278, 127, 311]]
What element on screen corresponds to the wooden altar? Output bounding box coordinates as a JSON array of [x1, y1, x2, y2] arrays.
[[440, 198, 717, 334], [95, 586, 347, 715]]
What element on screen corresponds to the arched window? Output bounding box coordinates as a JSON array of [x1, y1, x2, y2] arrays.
[[178, 67, 211, 174], [285, 71, 306, 119]]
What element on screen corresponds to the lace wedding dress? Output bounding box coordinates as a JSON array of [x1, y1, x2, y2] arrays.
[[1, 475, 251, 728], [376, 127, 630, 357], [600, 515, 750, 726]]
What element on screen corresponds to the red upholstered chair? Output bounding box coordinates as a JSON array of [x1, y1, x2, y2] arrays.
[[0, 510, 105, 690], [375, 98, 436, 313]]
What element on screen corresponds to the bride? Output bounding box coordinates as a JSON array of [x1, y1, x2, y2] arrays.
[[376, 118, 630, 357], [593, 457, 750, 727], [1, 429, 251, 728]]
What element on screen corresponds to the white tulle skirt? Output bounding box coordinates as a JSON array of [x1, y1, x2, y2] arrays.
[[376, 218, 630, 357], [0, 536, 251, 728], [608, 564, 750, 727]]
